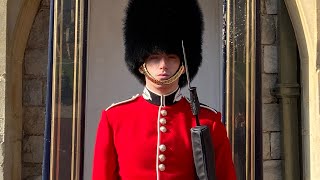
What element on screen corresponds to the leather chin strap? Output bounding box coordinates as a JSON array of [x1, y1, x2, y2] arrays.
[[139, 63, 185, 85]]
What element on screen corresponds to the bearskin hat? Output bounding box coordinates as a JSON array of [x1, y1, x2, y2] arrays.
[[123, 0, 204, 87]]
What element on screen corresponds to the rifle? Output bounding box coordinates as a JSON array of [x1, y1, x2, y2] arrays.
[[182, 40, 216, 180]]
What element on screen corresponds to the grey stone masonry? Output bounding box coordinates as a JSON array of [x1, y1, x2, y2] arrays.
[[24, 48, 48, 77], [27, 8, 49, 49], [261, 15, 277, 45], [263, 132, 271, 159], [262, 73, 278, 103], [261, 0, 282, 179], [23, 107, 45, 135], [22, 136, 44, 163], [271, 132, 281, 159], [22, 163, 42, 180], [263, 160, 282, 180], [0, 81, 4, 119], [23, 79, 43, 106], [41, 0, 49, 7], [22, 0, 49, 179], [262, 103, 280, 132], [261, 0, 278, 15], [263, 45, 278, 73]]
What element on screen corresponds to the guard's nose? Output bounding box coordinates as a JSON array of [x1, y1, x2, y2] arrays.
[[159, 56, 169, 69]]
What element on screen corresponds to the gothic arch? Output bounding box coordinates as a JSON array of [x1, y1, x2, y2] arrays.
[[283, 0, 319, 179], [6, 0, 41, 179]]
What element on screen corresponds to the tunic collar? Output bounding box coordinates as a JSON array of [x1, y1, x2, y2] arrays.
[[142, 87, 182, 106]]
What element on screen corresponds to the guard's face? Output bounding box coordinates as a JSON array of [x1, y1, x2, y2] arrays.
[[145, 53, 181, 81], [144, 52, 181, 93]]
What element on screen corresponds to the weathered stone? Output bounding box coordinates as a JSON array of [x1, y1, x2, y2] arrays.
[[265, 0, 277, 14], [0, 135, 4, 144], [261, 15, 276, 45], [43, 80, 47, 105], [263, 160, 282, 180], [23, 136, 44, 163], [0, 118, 3, 134], [260, 0, 266, 14], [0, 81, 5, 118], [25, 175, 42, 180], [264, 45, 278, 73], [271, 132, 281, 159], [0, 166, 3, 180], [24, 48, 48, 77], [23, 107, 45, 135], [262, 73, 278, 103], [262, 103, 280, 131], [41, 0, 50, 7], [27, 9, 49, 49], [22, 163, 42, 179], [0, 0, 6, 76], [263, 132, 271, 159], [23, 79, 42, 106]]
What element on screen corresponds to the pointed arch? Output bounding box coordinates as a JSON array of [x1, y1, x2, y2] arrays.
[[283, 0, 320, 179], [6, 0, 41, 179]]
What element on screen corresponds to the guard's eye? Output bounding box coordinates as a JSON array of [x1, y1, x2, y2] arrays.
[[168, 55, 179, 60], [148, 55, 162, 60]]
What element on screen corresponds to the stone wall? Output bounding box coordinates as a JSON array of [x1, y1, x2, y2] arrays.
[[0, 0, 7, 179], [261, 0, 282, 179], [22, 0, 49, 179]]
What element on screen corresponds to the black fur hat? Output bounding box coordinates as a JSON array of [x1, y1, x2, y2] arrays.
[[123, 0, 204, 87]]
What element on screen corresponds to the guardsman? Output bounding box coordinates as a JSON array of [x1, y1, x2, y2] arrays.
[[92, 0, 236, 179]]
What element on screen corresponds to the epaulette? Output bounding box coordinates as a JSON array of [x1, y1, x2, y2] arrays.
[[200, 103, 218, 114], [105, 94, 139, 111], [185, 97, 218, 114]]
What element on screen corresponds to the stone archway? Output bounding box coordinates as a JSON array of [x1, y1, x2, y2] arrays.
[[283, 0, 320, 179], [5, 0, 42, 179]]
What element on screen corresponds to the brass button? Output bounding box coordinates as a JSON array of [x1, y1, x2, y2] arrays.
[[160, 126, 167, 133], [159, 118, 167, 125], [159, 164, 166, 171], [159, 144, 166, 152], [159, 154, 166, 162], [160, 110, 167, 116]]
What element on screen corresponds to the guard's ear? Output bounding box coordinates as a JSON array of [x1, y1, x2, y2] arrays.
[[181, 65, 186, 74]]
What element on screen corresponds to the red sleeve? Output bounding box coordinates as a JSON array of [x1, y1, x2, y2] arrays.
[[92, 110, 118, 180], [212, 115, 237, 180]]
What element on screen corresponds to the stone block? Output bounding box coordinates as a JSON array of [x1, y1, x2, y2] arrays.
[[27, 9, 49, 49], [23, 107, 45, 135], [0, 81, 5, 118], [23, 80, 42, 106], [24, 48, 48, 77], [22, 163, 42, 179], [261, 15, 276, 45], [262, 103, 280, 131], [263, 45, 278, 73], [0, 58, 5, 75], [0, 118, 3, 134], [265, 0, 277, 14], [23, 136, 44, 163], [41, 0, 50, 7], [0, 135, 3, 144], [43, 80, 47, 105], [0, 143, 4, 163], [263, 132, 271, 159], [263, 160, 282, 180], [25, 175, 42, 180], [262, 73, 278, 103], [0, 166, 3, 180], [271, 132, 281, 159]]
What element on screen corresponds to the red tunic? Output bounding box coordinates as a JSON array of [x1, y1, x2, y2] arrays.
[[93, 88, 236, 180]]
